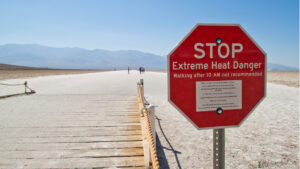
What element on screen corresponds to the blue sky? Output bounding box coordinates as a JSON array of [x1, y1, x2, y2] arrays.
[[0, 0, 298, 67]]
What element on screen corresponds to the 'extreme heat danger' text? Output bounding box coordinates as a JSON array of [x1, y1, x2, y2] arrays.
[[172, 61, 263, 72]]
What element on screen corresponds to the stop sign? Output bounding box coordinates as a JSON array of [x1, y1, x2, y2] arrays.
[[168, 24, 266, 129]]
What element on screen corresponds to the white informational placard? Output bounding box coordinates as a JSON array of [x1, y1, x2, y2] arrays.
[[196, 80, 242, 112]]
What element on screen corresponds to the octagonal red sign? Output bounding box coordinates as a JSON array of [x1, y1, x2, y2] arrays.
[[168, 24, 266, 129]]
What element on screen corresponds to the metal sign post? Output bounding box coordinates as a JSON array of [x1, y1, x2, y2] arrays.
[[213, 128, 225, 169]]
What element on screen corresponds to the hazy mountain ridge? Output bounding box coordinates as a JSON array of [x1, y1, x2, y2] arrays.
[[267, 63, 299, 71], [0, 63, 44, 70], [0, 44, 298, 71], [0, 44, 166, 70]]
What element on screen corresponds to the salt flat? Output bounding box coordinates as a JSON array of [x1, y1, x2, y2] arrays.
[[0, 70, 299, 169]]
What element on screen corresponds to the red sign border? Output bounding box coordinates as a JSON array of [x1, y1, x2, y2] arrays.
[[167, 23, 267, 130]]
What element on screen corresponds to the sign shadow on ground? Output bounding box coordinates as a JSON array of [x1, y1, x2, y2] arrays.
[[156, 117, 182, 169]]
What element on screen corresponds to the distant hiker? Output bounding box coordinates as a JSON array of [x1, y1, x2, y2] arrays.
[[128, 66, 130, 74], [139, 67, 145, 74]]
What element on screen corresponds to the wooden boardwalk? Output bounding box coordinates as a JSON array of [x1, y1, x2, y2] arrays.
[[0, 94, 145, 168]]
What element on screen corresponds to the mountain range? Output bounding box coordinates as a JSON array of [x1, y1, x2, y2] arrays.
[[0, 44, 166, 70], [267, 63, 298, 71], [0, 44, 298, 71]]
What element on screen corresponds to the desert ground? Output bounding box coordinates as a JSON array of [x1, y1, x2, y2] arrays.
[[267, 71, 299, 88], [0, 70, 299, 168], [0, 70, 106, 81]]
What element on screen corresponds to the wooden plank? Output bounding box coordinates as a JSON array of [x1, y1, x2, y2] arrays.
[[0, 126, 142, 132], [0, 141, 143, 151], [39, 118, 140, 123], [0, 156, 145, 168], [54, 118, 140, 122], [1, 115, 140, 120], [0, 130, 142, 138], [0, 147, 144, 159], [0, 135, 142, 143], [0, 123, 142, 128], [46, 114, 140, 117], [1, 112, 140, 117], [0, 93, 26, 99], [0, 125, 141, 132], [54, 113, 140, 116]]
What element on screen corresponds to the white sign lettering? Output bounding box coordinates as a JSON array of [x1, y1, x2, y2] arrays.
[[194, 42, 243, 59]]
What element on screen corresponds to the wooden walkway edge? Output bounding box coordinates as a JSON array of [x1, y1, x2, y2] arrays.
[[0, 95, 145, 168]]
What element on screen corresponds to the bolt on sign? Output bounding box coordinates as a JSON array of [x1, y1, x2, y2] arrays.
[[168, 24, 266, 129]]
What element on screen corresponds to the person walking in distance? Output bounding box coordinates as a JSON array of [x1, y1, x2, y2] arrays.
[[128, 66, 130, 74]]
